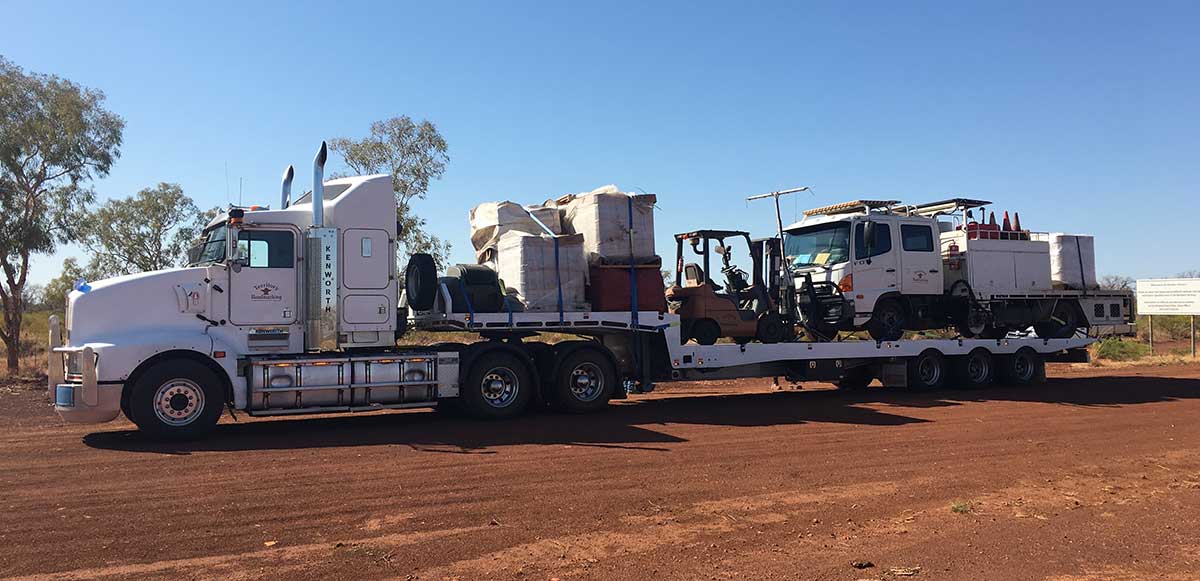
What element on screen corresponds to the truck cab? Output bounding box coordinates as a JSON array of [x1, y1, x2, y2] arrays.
[[784, 200, 947, 339], [48, 144, 420, 437]]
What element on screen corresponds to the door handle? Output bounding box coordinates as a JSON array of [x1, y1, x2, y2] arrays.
[[929, 269, 939, 273], [885, 268, 896, 273]]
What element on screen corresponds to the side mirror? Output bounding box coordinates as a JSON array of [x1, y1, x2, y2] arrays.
[[863, 220, 877, 254]]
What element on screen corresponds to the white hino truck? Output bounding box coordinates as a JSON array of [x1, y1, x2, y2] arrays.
[[49, 144, 1135, 439]]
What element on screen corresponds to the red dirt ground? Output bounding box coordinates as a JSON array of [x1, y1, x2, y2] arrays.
[[1, 363, 1199, 580]]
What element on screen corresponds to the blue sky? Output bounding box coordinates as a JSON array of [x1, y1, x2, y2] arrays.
[[4, 0, 1197, 285]]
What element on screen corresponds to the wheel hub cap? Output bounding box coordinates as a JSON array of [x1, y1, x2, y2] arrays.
[[569, 363, 603, 402], [481, 368, 518, 408], [153, 379, 204, 427]]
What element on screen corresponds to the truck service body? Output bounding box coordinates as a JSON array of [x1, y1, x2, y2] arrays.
[[48, 145, 1136, 438]]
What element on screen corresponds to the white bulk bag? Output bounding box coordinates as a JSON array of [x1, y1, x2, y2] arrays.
[[469, 201, 562, 261], [492, 231, 589, 312], [559, 186, 656, 265], [1048, 233, 1098, 290]]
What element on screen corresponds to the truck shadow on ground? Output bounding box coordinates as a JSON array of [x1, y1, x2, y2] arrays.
[[81, 374, 1199, 456]]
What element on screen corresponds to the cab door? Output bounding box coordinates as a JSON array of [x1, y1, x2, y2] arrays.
[[228, 227, 300, 326], [850, 218, 898, 318], [898, 220, 942, 295]]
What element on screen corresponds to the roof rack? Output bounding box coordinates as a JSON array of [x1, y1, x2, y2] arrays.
[[803, 200, 901, 217], [908, 198, 991, 217]]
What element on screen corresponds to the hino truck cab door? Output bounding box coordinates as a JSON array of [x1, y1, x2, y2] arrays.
[[897, 219, 942, 295], [851, 218, 899, 317], [228, 227, 300, 327]]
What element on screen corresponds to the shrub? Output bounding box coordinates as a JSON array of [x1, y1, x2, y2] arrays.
[[1094, 338, 1151, 361]]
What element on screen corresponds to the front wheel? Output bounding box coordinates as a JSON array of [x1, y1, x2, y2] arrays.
[[128, 359, 224, 440], [867, 298, 907, 342]]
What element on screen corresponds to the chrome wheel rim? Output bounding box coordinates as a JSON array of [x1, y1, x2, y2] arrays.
[[569, 362, 604, 402], [153, 378, 205, 426], [480, 367, 519, 408]]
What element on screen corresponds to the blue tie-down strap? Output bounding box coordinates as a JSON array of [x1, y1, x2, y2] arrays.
[[553, 235, 564, 325], [456, 276, 476, 324], [502, 293, 514, 327]]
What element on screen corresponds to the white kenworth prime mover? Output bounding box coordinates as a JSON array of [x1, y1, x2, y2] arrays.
[[49, 144, 1135, 439]]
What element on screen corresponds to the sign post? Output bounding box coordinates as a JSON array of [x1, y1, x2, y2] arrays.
[[1136, 278, 1200, 358]]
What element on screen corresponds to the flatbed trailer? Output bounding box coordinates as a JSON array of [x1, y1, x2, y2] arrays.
[[400, 285, 1111, 418]]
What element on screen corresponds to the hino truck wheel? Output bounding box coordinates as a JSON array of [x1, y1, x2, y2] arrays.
[[1034, 301, 1081, 339], [952, 348, 995, 388], [907, 349, 947, 390], [999, 348, 1040, 385], [867, 298, 906, 342], [551, 349, 616, 413], [127, 359, 223, 440], [461, 350, 532, 419], [405, 253, 438, 311]]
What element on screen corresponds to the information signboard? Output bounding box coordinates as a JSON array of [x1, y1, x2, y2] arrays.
[[1136, 278, 1200, 316]]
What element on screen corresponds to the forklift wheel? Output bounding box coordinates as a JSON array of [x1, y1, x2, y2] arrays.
[[755, 313, 787, 344], [690, 319, 720, 346]]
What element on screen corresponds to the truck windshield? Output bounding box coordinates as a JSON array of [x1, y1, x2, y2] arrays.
[[784, 222, 850, 267], [186, 224, 228, 266]]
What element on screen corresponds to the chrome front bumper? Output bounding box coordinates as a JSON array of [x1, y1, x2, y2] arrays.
[[48, 316, 121, 424]]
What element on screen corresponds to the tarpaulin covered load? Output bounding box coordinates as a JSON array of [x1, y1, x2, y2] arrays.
[[1048, 233, 1098, 290], [556, 185, 657, 265], [487, 231, 589, 312], [469, 201, 562, 261]]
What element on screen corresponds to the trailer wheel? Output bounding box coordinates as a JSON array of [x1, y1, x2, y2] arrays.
[[405, 253, 438, 311], [690, 318, 721, 346], [1034, 300, 1081, 339], [999, 348, 1040, 385], [952, 348, 995, 388], [550, 349, 616, 413], [907, 349, 947, 390], [836, 366, 874, 390], [127, 359, 223, 440], [460, 351, 532, 419], [867, 298, 906, 342]]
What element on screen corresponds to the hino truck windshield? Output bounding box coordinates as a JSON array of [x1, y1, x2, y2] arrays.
[[186, 224, 228, 266], [784, 222, 850, 267]]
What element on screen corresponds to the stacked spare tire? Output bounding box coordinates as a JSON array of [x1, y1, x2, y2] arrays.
[[426, 185, 665, 314]]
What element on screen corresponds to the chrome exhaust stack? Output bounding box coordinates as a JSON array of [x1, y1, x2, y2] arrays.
[[312, 141, 327, 227], [280, 165, 294, 209], [306, 141, 338, 351]]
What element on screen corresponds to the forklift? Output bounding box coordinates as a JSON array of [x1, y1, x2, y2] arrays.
[[666, 230, 792, 345]]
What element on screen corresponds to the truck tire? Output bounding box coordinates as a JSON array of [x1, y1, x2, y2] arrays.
[[460, 350, 532, 419], [867, 298, 906, 342], [550, 349, 616, 413], [951, 348, 995, 389], [907, 349, 947, 390], [836, 366, 874, 390], [405, 253, 438, 311], [127, 359, 224, 440], [999, 348, 1040, 385], [1034, 300, 1081, 339]]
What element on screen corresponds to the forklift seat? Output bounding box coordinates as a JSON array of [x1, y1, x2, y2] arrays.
[[683, 263, 704, 287]]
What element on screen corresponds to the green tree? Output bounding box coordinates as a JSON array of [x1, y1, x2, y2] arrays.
[[42, 257, 96, 312], [329, 116, 451, 267], [0, 57, 124, 371], [79, 183, 206, 278]]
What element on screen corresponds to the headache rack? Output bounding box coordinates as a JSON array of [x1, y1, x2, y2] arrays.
[[803, 199, 901, 217]]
